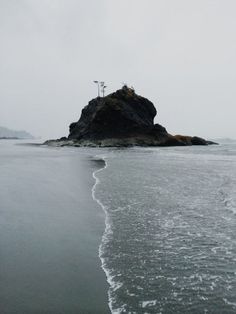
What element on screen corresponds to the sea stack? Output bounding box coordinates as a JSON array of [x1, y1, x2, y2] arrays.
[[46, 85, 216, 147]]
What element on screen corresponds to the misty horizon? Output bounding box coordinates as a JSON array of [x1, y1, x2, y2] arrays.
[[1, 0, 236, 139]]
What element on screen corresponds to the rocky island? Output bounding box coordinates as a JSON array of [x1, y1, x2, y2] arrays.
[[46, 86, 216, 147]]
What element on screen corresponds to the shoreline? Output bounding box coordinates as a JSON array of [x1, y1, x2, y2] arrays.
[[92, 155, 127, 314], [91, 157, 113, 312]]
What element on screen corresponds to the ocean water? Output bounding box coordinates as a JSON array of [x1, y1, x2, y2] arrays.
[[1, 140, 236, 314], [93, 142, 236, 313]]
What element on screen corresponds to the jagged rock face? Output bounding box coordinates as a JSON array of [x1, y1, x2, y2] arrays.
[[43, 86, 217, 147], [69, 87, 161, 140]]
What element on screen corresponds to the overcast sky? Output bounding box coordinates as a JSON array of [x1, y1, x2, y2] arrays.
[[1, 0, 236, 139]]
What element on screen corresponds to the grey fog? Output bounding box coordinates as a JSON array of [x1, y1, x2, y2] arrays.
[[1, 0, 236, 139]]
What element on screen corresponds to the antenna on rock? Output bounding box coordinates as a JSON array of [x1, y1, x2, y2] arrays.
[[100, 82, 107, 97], [93, 81, 100, 97], [93, 81, 107, 98]]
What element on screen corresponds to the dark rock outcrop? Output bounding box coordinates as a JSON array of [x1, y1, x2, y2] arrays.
[[69, 86, 157, 140], [46, 86, 217, 147]]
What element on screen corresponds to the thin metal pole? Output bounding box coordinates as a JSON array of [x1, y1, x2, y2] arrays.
[[93, 81, 100, 97]]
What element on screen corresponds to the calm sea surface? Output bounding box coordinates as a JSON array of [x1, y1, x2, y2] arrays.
[[0, 140, 109, 314]]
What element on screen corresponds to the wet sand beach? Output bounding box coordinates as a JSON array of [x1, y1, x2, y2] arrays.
[[0, 141, 109, 314]]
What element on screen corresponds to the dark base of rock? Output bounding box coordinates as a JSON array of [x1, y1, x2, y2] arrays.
[[44, 135, 217, 148]]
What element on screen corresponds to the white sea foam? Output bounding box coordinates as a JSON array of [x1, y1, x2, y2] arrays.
[[141, 300, 157, 308], [91, 146, 236, 313], [92, 155, 124, 314], [223, 298, 236, 308], [218, 186, 236, 215]]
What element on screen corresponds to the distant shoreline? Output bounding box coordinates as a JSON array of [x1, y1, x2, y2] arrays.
[[0, 137, 36, 140], [0, 137, 20, 140]]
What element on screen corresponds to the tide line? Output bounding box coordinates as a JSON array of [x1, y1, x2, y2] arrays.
[[92, 156, 123, 314]]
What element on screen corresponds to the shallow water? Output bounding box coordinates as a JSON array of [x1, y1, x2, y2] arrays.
[[0, 140, 109, 314], [94, 143, 236, 313]]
